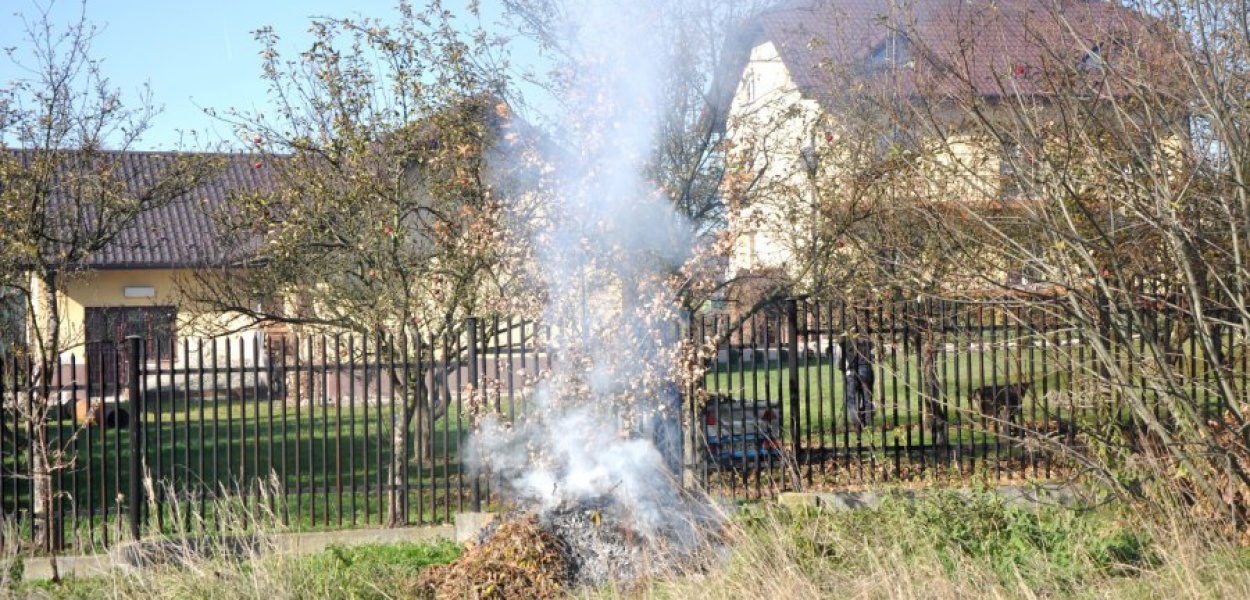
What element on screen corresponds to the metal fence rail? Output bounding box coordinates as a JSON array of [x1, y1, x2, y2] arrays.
[[2, 294, 1245, 552]]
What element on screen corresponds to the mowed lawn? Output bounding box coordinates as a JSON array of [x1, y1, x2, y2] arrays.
[[2, 399, 482, 541], [702, 339, 1234, 449]]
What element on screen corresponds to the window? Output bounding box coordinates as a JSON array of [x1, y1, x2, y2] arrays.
[[1079, 43, 1104, 71], [85, 306, 177, 361], [1191, 114, 1228, 170], [1007, 259, 1045, 287], [867, 35, 911, 70], [0, 289, 24, 350], [800, 144, 818, 175]]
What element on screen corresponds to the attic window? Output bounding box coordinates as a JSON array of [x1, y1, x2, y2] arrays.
[[868, 35, 911, 69], [1079, 43, 1104, 71]]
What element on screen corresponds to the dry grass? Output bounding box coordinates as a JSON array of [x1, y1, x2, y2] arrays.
[[0, 484, 459, 600], [4, 489, 1250, 599], [581, 492, 1250, 600]]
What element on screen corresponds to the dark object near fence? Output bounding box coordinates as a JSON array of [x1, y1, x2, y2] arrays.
[[106, 405, 130, 429], [971, 382, 1030, 428], [73, 399, 130, 429], [702, 395, 781, 465], [843, 339, 875, 431]]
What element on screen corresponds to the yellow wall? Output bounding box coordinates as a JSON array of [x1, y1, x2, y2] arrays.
[[31, 268, 261, 364]]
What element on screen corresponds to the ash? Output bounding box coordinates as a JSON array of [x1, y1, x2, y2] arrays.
[[479, 496, 723, 589]]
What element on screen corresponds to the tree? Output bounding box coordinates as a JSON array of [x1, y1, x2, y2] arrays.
[[187, 0, 545, 525], [781, 0, 1250, 528], [0, 0, 219, 557]]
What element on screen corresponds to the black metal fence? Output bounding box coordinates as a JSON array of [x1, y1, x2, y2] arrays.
[[0, 318, 553, 553], [688, 296, 1248, 500], [2, 296, 1245, 552]]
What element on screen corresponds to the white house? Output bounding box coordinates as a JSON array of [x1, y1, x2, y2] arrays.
[[716, 0, 1173, 281]]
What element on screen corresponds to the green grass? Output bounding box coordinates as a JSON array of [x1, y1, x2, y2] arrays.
[[2, 401, 478, 549], [703, 340, 1235, 447], [704, 346, 1076, 456], [9, 538, 461, 599]]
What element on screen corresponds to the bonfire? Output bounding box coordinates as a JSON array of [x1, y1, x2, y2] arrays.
[[419, 493, 724, 599], [425, 355, 724, 597], [415, 515, 569, 600]]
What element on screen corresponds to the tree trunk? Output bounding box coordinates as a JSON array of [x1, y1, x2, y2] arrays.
[[32, 272, 61, 554], [388, 376, 437, 526], [388, 417, 408, 527], [387, 372, 439, 526]]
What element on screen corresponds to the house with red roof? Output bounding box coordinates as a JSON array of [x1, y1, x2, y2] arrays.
[[717, 0, 1181, 280], [8, 150, 275, 390]]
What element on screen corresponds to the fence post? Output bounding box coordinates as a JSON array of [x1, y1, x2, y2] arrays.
[[466, 318, 482, 512], [126, 336, 144, 541], [683, 311, 698, 490], [786, 299, 801, 456]]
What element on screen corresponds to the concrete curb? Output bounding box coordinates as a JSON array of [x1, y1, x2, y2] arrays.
[[19, 523, 456, 582], [777, 484, 1081, 511]]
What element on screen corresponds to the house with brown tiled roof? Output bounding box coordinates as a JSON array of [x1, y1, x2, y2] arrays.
[[10, 150, 275, 388], [717, 0, 1181, 280]]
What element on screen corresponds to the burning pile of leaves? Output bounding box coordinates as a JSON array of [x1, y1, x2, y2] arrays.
[[417, 497, 723, 599], [414, 514, 571, 600]]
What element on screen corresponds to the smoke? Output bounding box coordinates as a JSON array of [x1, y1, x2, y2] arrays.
[[468, 0, 709, 544]]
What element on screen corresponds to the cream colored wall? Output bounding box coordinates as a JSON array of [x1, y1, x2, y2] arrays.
[[32, 268, 263, 366], [725, 41, 827, 278], [920, 134, 1000, 202]]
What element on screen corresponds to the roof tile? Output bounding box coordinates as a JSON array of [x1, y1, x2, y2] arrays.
[[737, 0, 1164, 107], [5, 150, 273, 269]]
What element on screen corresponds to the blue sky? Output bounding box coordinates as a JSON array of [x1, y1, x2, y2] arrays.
[[0, 0, 537, 150]]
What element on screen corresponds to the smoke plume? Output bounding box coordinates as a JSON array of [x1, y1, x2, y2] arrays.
[[468, 0, 709, 545]]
